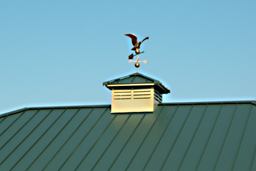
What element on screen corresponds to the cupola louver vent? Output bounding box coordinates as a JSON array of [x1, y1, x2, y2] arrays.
[[154, 89, 162, 103], [113, 90, 132, 100], [114, 90, 152, 100], [133, 90, 151, 99]]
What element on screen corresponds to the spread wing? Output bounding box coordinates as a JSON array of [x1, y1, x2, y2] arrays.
[[125, 33, 137, 45], [141, 37, 149, 43]]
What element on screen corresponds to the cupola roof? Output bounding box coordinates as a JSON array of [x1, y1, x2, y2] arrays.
[[103, 72, 170, 94]]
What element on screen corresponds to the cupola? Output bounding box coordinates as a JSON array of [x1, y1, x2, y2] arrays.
[[103, 73, 170, 113]]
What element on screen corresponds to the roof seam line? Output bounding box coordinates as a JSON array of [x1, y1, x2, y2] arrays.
[[108, 113, 147, 171], [41, 107, 84, 170], [250, 148, 256, 171], [195, 103, 223, 170], [130, 75, 137, 83], [160, 105, 194, 171], [213, 104, 238, 170], [231, 105, 253, 170], [0, 110, 25, 137], [38, 108, 82, 171], [177, 105, 209, 170], [143, 105, 179, 171], [12, 109, 63, 170], [6, 109, 51, 169], [45, 107, 94, 170], [250, 142, 256, 170], [0, 110, 38, 152], [9, 109, 54, 170], [25, 108, 68, 171], [90, 115, 132, 171], [0, 117, 6, 124], [249, 109, 256, 171], [0, 110, 40, 166], [126, 107, 166, 170], [58, 107, 97, 170], [73, 108, 109, 170], [73, 111, 118, 170]]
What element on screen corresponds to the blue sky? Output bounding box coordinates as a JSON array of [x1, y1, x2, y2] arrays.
[[1, 1, 255, 114]]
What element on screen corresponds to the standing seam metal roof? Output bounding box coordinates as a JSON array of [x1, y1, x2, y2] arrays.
[[0, 101, 256, 171]]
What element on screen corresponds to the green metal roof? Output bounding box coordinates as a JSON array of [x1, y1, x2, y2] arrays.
[[1, 101, 256, 171], [103, 72, 170, 94]]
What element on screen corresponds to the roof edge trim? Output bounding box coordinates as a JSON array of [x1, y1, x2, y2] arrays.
[[159, 100, 256, 106], [106, 83, 155, 87], [1, 100, 255, 118], [0, 104, 111, 118], [0, 107, 28, 118]]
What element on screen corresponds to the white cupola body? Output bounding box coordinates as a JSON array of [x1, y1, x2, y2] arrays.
[[103, 73, 170, 113]]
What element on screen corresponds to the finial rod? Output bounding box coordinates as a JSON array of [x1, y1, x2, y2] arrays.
[[129, 54, 147, 72]]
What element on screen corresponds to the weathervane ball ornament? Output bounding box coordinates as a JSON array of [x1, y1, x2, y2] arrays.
[[125, 33, 149, 72]]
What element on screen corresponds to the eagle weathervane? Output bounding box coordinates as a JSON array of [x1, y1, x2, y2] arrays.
[[125, 33, 149, 72]]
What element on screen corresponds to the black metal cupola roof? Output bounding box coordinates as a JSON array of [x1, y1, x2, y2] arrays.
[[103, 72, 170, 94]]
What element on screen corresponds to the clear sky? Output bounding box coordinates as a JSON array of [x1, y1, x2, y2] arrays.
[[1, 1, 255, 115]]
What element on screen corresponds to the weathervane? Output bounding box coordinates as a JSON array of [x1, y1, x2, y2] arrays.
[[125, 33, 149, 72]]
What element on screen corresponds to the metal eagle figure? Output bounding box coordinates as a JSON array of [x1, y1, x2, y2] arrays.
[[125, 33, 149, 59]]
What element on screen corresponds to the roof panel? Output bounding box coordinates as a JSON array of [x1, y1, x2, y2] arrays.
[[0, 117, 4, 124], [0, 110, 37, 151], [11, 109, 68, 171], [92, 114, 145, 171], [73, 113, 130, 171], [251, 150, 256, 171], [27, 109, 78, 171], [57, 107, 112, 171], [196, 104, 237, 170], [0, 112, 21, 136], [10, 109, 65, 171], [1, 102, 256, 171], [0, 110, 51, 171], [42, 107, 103, 171], [127, 106, 178, 171], [162, 105, 207, 171], [233, 105, 256, 171], [143, 105, 193, 171], [110, 107, 163, 171], [215, 104, 251, 171], [43, 108, 100, 171], [178, 104, 222, 171], [31, 108, 93, 171]]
